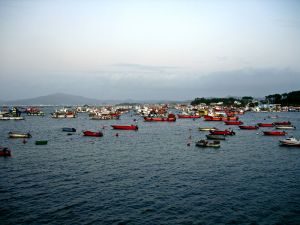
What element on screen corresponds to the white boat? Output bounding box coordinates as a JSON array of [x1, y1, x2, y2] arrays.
[[275, 125, 296, 130], [0, 112, 24, 120], [279, 137, 300, 147]]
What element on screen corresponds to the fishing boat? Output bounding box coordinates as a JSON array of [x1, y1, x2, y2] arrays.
[[26, 107, 45, 116], [62, 127, 76, 132], [203, 115, 222, 121], [239, 125, 259, 130], [279, 137, 300, 147], [263, 131, 287, 136], [222, 117, 239, 121], [275, 125, 296, 130], [83, 130, 103, 137], [210, 130, 235, 136], [0, 147, 11, 157], [8, 132, 32, 138], [257, 123, 274, 127], [206, 134, 226, 140], [224, 121, 243, 125], [144, 114, 176, 122], [177, 114, 201, 119], [195, 140, 221, 148], [111, 125, 138, 130], [198, 127, 217, 131], [35, 140, 48, 145], [273, 121, 292, 126]]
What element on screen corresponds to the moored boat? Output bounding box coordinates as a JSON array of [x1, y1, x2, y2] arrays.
[[198, 127, 217, 131], [206, 134, 226, 140], [35, 140, 48, 145], [62, 127, 76, 132], [111, 125, 138, 130], [279, 137, 300, 147], [224, 121, 243, 125], [210, 130, 235, 136], [263, 131, 287, 136], [273, 121, 291, 126], [203, 115, 222, 121], [257, 123, 274, 127], [83, 130, 103, 137], [144, 114, 176, 122], [8, 132, 32, 138], [239, 125, 259, 130], [275, 125, 296, 130], [195, 140, 221, 148], [0, 147, 11, 157], [177, 114, 201, 119]]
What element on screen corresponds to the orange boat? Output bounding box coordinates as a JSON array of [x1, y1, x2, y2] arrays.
[[111, 125, 138, 130], [224, 121, 243, 125]]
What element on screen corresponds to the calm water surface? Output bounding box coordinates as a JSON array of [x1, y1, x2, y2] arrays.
[[1, 109, 300, 225]]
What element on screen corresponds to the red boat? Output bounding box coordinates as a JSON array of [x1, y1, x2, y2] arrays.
[[204, 116, 222, 121], [273, 121, 291, 126], [239, 125, 259, 130], [224, 121, 243, 125], [223, 117, 239, 121], [263, 131, 286, 136], [177, 114, 201, 119], [0, 147, 11, 157], [83, 130, 103, 137], [257, 123, 274, 127], [111, 125, 138, 130], [144, 114, 176, 122], [210, 130, 235, 135]]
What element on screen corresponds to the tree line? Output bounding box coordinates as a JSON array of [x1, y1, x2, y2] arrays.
[[191, 90, 300, 106]]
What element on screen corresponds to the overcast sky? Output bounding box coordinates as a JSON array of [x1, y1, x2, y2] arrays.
[[0, 0, 299, 100]]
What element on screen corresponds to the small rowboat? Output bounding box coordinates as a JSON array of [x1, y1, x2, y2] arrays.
[[206, 134, 226, 140], [8, 132, 32, 138], [263, 131, 287, 136], [111, 125, 138, 130], [257, 123, 274, 127], [62, 127, 76, 132], [224, 121, 243, 125], [196, 140, 221, 148], [279, 137, 300, 147], [239, 125, 259, 130], [0, 147, 11, 157], [198, 127, 217, 131], [83, 130, 103, 137], [275, 125, 296, 130], [273, 121, 291, 126], [35, 140, 48, 145], [210, 130, 235, 136], [177, 114, 201, 119]]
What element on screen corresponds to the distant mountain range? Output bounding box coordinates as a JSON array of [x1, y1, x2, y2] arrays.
[[1, 93, 189, 106], [1, 93, 113, 106]]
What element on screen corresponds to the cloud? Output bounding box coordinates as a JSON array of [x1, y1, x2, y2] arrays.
[[0, 67, 299, 101]]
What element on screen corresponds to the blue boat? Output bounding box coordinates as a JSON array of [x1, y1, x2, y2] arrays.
[[62, 127, 76, 132]]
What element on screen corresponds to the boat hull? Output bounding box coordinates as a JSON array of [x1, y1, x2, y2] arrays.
[[83, 131, 103, 137], [239, 126, 259, 130], [263, 131, 286, 136], [206, 134, 226, 140], [210, 130, 235, 135], [8, 132, 32, 138], [111, 125, 138, 130]]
